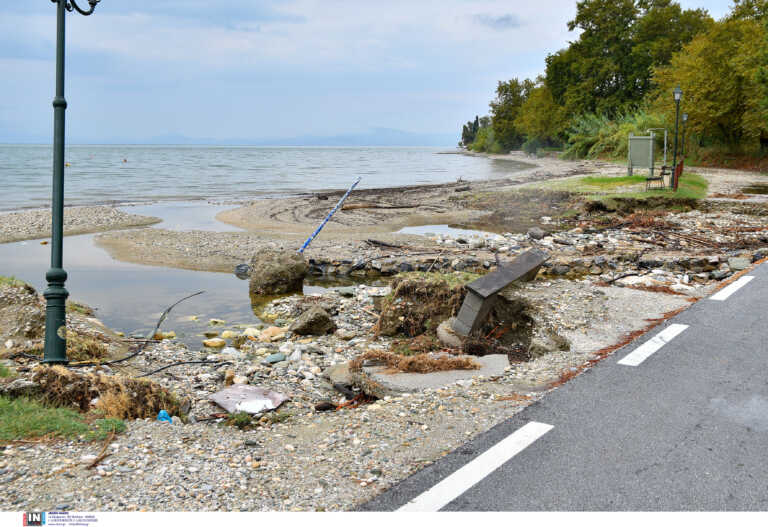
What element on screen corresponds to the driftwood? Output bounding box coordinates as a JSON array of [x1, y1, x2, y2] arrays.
[[365, 239, 403, 249], [342, 202, 419, 211]]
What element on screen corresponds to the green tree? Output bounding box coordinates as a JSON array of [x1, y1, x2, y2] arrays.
[[651, 18, 768, 151], [544, 0, 710, 118], [514, 83, 566, 144], [631, 1, 713, 90], [562, 0, 639, 115], [728, 0, 768, 20], [759, 19, 768, 113], [489, 78, 534, 150]]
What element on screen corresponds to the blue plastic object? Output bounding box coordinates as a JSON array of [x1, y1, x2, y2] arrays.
[[156, 410, 172, 423]]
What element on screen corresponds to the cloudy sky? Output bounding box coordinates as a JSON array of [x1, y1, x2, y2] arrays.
[[1, 0, 731, 144]]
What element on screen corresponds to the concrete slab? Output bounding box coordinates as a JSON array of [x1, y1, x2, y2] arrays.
[[354, 354, 509, 398]]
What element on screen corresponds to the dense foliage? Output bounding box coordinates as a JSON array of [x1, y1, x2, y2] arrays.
[[461, 0, 768, 161]]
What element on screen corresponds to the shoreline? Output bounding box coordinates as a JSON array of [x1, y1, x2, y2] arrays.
[[0, 206, 161, 245]]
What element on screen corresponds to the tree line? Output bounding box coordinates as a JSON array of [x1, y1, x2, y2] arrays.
[[460, 0, 768, 165]]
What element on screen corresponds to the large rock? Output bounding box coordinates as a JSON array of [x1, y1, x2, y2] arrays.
[[436, 318, 464, 348], [323, 362, 353, 387], [728, 257, 750, 272], [249, 249, 307, 296], [527, 226, 546, 240], [0, 378, 41, 398], [289, 307, 336, 335]]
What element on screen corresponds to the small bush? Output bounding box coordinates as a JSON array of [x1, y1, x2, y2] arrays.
[[522, 137, 544, 155], [563, 110, 667, 160], [66, 301, 95, 316], [0, 276, 28, 288], [226, 412, 254, 430]]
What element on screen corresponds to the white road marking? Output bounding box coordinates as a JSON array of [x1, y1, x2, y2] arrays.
[[617, 324, 688, 367], [398, 421, 553, 512], [710, 275, 754, 301]]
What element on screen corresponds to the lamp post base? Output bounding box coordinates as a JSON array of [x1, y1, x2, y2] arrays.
[[42, 267, 69, 364]]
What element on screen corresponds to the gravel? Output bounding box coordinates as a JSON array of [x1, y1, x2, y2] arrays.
[[0, 206, 160, 244], [1, 278, 694, 511]]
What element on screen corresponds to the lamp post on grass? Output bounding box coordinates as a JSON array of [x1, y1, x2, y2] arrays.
[[681, 112, 689, 159], [672, 85, 682, 172], [43, 0, 101, 365]]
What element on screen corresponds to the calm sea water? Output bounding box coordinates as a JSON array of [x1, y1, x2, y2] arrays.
[[0, 144, 531, 212]]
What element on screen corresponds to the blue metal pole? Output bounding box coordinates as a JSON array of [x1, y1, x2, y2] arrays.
[[298, 177, 362, 254]]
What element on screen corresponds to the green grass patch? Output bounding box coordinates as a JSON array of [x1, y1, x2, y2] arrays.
[[587, 172, 708, 201], [579, 175, 648, 189], [0, 396, 125, 441], [0, 276, 28, 288], [225, 411, 254, 430], [66, 301, 95, 316], [0, 364, 15, 378]]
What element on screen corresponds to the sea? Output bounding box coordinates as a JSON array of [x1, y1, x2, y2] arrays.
[[0, 144, 532, 212]]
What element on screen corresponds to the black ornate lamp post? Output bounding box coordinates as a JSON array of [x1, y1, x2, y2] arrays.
[[672, 85, 682, 171], [681, 112, 688, 159], [43, 0, 101, 364]]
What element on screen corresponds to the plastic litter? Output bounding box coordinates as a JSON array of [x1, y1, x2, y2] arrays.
[[210, 385, 289, 415], [156, 410, 172, 423]]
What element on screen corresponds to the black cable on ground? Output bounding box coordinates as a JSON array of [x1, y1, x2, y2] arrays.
[[137, 360, 232, 378], [66, 291, 205, 368]]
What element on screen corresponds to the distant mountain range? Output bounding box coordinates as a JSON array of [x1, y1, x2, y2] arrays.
[[4, 128, 459, 147]]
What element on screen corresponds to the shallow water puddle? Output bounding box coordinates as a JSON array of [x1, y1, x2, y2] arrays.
[[741, 185, 768, 195], [0, 202, 354, 349], [397, 224, 494, 238], [119, 201, 244, 232]]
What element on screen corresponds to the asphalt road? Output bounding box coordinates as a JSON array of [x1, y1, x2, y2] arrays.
[[361, 263, 768, 511]]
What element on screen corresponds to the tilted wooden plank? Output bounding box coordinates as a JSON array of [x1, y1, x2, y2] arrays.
[[466, 248, 548, 299]]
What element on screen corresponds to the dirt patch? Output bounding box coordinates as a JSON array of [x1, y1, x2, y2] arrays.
[[375, 273, 478, 337], [584, 196, 698, 215], [29, 365, 183, 419], [451, 189, 576, 234]]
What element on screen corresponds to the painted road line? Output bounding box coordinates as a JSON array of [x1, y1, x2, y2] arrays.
[[710, 275, 754, 301], [398, 421, 554, 512], [617, 324, 688, 367]]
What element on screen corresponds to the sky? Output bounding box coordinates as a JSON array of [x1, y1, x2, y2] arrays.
[[0, 0, 733, 145]]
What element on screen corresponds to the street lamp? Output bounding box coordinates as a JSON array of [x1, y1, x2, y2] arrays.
[[43, 0, 102, 364], [681, 112, 689, 159], [672, 85, 682, 171]]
